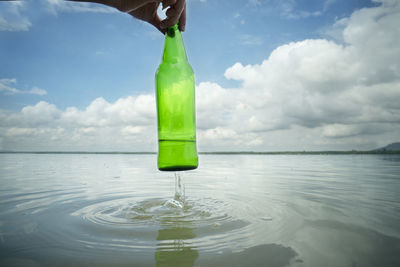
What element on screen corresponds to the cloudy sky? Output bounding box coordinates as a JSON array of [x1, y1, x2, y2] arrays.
[[1, 0, 399, 152]]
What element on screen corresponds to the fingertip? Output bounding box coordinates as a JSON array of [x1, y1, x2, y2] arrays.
[[165, 7, 175, 17], [160, 17, 177, 30], [151, 16, 165, 34]]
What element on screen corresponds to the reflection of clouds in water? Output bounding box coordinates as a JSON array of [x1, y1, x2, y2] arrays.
[[1, 154, 400, 266], [153, 204, 297, 267], [196, 218, 400, 267], [198, 244, 298, 267], [293, 220, 400, 267], [153, 193, 297, 267]]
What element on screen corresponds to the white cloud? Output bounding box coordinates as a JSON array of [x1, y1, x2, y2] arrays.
[[323, 0, 337, 12], [0, 1, 31, 31], [1, 0, 115, 32], [0, 95, 157, 151], [277, 0, 337, 19], [43, 0, 116, 15], [321, 17, 349, 42], [322, 124, 362, 138], [373, 0, 399, 6], [1, 2, 400, 151], [232, 12, 246, 25], [0, 14, 31, 31], [121, 126, 144, 136], [0, 79, 47, 96], [58, 95, 155, 131], [21, 101, 61, 126], [28, 87, 47, 96], [5, 127, 38, 137], [0, 78, 18, 94], [202, 0, 400, 150]]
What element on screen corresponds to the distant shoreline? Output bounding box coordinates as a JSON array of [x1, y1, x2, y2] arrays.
[[1, 151, 399, 155]]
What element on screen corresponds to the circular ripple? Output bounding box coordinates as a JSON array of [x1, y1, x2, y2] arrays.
[[72, 196, 248, 230], [68, 193, 304, 254]]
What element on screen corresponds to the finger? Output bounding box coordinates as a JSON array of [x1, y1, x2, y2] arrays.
[[179, 5, 186, 31], [160, 12, 182, 30], [161, 0, 176, 9], [160, 0, 185, 29], [119, 0, 159, 13], [135, 0, 162, 10], [160, 8, 179, 29], [151, 15, 167, 34], [173, 0, 185, 15], [165, 6, 179, 18]]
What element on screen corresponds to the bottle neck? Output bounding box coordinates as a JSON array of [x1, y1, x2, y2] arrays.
[[163, 24, 188, 63]]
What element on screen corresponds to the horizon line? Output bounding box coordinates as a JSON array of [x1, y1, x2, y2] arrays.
[[1, 150, 399, 155]]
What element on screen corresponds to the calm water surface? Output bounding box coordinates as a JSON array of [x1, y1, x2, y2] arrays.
[[0, 154, 400, 266]]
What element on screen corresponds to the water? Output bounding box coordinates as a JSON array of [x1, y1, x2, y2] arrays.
[[0, 153, 400, 266]]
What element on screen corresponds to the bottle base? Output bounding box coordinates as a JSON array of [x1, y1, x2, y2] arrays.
[[158, 165, 198, 172], [158, 140, 198, 172]]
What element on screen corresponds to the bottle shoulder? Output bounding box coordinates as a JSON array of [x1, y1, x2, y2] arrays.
[[158, 60, 193, 69]]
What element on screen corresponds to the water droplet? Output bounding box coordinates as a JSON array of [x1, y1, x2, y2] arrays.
[[163, 199, 184, 209], [212, 222, 221, 228], [261, 216, 273, 221]]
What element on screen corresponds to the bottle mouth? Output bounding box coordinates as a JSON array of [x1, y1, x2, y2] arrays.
[[167, 24, 179, 37]]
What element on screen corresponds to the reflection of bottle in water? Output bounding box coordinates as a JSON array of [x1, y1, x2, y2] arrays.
[[156, 24, 198, 171], [156, 173, 198, 266], [155, 225, 198, 267]]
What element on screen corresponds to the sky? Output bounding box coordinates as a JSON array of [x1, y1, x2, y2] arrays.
[[0, 0, 399, 152]]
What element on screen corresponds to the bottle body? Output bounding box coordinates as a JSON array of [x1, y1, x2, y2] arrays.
[[155, 26, 198, 171]]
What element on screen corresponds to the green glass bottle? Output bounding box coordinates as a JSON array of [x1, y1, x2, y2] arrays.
[[155, 24, 198, 171]]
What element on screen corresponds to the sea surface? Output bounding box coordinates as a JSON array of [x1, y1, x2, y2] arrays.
[[0, 153, 399, 267]]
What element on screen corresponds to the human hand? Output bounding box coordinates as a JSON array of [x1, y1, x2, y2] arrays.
[[116, 0, 186, 33], [160, 0, 186, 32], [125, 1, 165, 34], [68, 0, 187, 34]]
